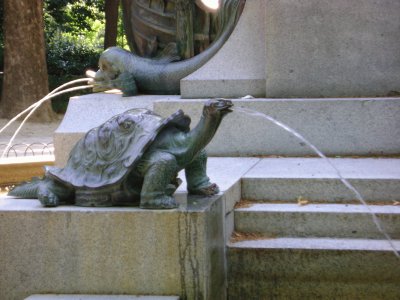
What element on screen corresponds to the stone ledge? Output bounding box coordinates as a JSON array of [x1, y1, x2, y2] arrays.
[[26, 295, 179, 300], [0, 155, 54, 187], [54, 95, 400, 166], [154, 98, 400, 157], [241, 158, 400, 202]]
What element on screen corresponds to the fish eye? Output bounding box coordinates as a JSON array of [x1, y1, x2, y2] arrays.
[[117, 116, 135, 130], [122, 120, 132, 129], [100, 62, 107, 71]]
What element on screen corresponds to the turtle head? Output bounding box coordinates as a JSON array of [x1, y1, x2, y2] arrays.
[[203, 99, 233, 118]]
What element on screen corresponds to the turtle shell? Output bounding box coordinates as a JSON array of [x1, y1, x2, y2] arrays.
[[47, 108, 190, 189]]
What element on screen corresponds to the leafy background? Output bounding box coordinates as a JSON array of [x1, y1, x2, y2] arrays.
[[0, 0, 127, 113]]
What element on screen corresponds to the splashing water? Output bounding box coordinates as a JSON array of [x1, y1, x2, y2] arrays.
[[0, 78, 93, 160], [234, 106, 400, 259]]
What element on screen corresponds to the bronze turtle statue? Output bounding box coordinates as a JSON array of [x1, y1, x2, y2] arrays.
[[9, 99, 233, 209]]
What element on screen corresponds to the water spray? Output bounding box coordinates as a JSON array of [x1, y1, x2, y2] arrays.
[[0, 78, 94, 159], [234, 106, 400, 259]]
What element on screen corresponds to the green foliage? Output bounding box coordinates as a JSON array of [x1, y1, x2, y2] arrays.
[[0, 0, 127, 113], [47, 33, 101, 113], [0, 45, 3, 71], [47, 34, 101, 76], [45, 0, 106, 113], [45, 0, 105, 37], [116, 8, 129, 50], [45, 0, 106, 77]]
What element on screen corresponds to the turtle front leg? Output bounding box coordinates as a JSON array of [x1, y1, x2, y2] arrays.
[[185, 150, 220, 196], [140, 152, 179, 209]]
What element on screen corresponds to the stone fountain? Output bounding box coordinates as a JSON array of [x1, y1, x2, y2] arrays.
[[1, 0, 400, 299]]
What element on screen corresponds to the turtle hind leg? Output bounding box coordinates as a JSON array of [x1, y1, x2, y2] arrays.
[[139, 152, 179, 209], [166, 177, 182, 196], [9, 174, 74, 207], [185, 150, 220, 196], [38, 178, 74, 207], [112, 175, 142, 206]]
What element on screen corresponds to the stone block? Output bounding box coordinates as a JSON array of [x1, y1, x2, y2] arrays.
[[154, 98, 400, 156], [181, 0, 266, 98], [0, 196, 224, 300], [176, 157, 257, 244], [265, 0, 400, 97], [183, 0, 400, 98]]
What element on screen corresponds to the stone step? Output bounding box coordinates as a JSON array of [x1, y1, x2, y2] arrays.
[[25, 296, 178, 300], [227, 237, 400, 299], [241, 157, 400, 202], [234, 203, 400, 239]]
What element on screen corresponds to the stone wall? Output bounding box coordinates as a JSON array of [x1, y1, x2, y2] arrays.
[[183, 0, 400, 98]]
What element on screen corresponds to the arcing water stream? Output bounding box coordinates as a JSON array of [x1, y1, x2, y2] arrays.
[[0, 78, 93, 159], [234, 106, 400, 259]]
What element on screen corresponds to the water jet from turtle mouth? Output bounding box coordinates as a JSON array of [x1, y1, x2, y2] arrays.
[[233, 106, 400, 260], [0, 78, 94, 160]]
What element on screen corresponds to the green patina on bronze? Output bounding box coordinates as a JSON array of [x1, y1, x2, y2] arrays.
[[9, 99, 233, 209], [91, 0, 245, 96]]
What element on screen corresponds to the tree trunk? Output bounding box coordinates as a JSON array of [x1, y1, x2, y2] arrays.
[[104, 0, 120, 49], [1, 0, 55, 122], [176, 0, 195, 59]]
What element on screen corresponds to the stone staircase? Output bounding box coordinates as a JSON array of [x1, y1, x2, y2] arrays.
[[227, 157, 400, 299]]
